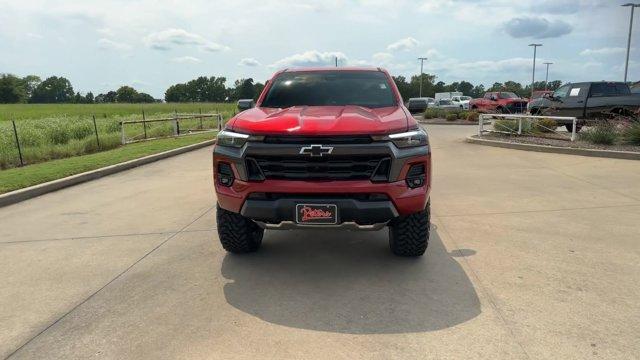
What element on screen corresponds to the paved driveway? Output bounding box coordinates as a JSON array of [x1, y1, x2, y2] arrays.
[[1, 125, 639, 359]]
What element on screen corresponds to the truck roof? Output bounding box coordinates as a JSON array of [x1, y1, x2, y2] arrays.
[[281, 66, 384, 72], [567, 81, 628, 87]]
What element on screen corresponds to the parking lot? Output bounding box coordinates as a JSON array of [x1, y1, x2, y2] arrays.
[[1, 124, 639, 359]]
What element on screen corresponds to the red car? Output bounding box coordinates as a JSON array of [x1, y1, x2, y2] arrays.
[[469, 91, 528, 113], [213, 67, 432, 256]]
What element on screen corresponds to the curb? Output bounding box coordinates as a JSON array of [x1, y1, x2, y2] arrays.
[[466, 136, 640, 160], [418, 121, 483, 126], [0, 139, 215, 208]]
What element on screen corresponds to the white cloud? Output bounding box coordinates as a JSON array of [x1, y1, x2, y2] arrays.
[[372, 52, 393, 64], [170, 56, 202, 63], [270, 50, 348, 68], [201, 42, 231, 52], [502, 17, 572, 39], [387, 37, 419, 52], [97, 38, 132, 51], [422, 49, 443, 60], [238, 58, 261, 66], [580, 47, 626, 56], [144, 28, 229, 52], [25, 32, 43, 39], [96, 27, 114, 37], [419, 0, 454, 13]]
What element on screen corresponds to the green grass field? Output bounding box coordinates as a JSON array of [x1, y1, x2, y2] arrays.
[[0, 132, 216, 194], [0, 102, 236, 122], [0, 103, 234, 169]]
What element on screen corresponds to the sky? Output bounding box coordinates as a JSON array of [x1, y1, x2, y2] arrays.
[[0, 0, 638, 98]]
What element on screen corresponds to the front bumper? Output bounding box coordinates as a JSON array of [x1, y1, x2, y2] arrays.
[[213, 138, 431, 220], [242, 195, 398, 225]]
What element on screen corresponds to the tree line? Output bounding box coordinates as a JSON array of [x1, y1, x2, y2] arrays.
[[1, 72, 561, 104], [0, 74, 157, 104], [392, 74, 562, 100], [164, 76, 265, 103]]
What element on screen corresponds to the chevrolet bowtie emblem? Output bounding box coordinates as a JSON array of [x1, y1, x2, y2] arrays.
[[299, 144, 334, 157]]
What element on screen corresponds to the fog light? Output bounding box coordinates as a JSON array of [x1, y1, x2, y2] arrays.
[[217, 162, 234, 187], [406, 164, 425, 189]]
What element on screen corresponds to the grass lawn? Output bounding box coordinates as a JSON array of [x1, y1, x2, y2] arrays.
[[0, 132, 216, 194], [0, 102, 236, 122], [0, 102, 233, 169]]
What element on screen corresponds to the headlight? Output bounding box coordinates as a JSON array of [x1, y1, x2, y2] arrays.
[[216, 130, 250, 148], [387, 129, 429, 148]]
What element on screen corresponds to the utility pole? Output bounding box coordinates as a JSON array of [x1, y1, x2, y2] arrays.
[[543, 62, 553, 90], [528, 44, 542, 98], [622, 3, 640, 82], [335, 56, 338, 67], [418, 57, 428, 97]]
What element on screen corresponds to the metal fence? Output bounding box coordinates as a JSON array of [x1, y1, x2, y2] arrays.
[[478, 113, 579, 142], [1, 111, 223, 169], [120, 111, 223, 144]]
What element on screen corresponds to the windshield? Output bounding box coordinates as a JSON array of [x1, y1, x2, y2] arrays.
[[461, 96, 471, 100], [499, 92, 519, 99], [261, 71, 396, 108], [439, 100, 452, 105]]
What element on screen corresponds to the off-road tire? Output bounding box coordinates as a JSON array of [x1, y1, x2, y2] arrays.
[[216, 205, 263, 253], [388, 202, 430, 257]]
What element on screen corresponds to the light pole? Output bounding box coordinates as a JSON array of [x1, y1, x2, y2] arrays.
[[622, 3, 640, 82], [529, 43, 542, 98], [418, 57, 428, 97], [543, 62, 553, 90]]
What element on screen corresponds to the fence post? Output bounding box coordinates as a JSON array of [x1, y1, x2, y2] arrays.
[[121, 121, 126, 145], [92, 115, 100, 148], [142, 109, 147, 139], [173, 112, 178, 136], [12, 120, 24, 167], [571, 118, 577, 142], [478, 114, 484, 136], [199, 108, 203, 129], [218, 114, 223, 131], [518, 118, 522, 135]]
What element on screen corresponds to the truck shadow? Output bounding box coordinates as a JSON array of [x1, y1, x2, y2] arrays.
[[220, 228, 480, 334]]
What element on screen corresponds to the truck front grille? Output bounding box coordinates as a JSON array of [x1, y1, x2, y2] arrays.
[[246, 155, 390, 181]]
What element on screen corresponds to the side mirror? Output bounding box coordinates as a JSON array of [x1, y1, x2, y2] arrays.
[[237, 99, 255, 111]]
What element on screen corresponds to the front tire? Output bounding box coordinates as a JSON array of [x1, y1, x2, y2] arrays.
[[389, 202, 430, 257], [216, 205, 263, 253]]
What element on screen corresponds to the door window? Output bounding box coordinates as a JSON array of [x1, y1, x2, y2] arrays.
[[553, 85, 571, 99], [590, 83, 618, 97]]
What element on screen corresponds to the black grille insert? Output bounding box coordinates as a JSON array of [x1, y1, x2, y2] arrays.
[[247, 155, 389, 181]]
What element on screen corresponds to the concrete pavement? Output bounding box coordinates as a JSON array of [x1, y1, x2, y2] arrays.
[[1, 125, 639, 359]]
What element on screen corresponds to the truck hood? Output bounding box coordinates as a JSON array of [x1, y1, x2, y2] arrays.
[[528, 98, 553, 107], [227, 105, 409, 135]]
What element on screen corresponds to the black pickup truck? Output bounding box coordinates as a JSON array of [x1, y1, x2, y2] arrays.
[[528, 81, 640, 132]]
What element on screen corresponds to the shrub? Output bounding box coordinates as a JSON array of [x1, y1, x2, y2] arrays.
[[533, 118, 558, 133], [423, 109, 438, 119], [465, 111, 479, 122], [435, 109, 447, 119], [445, 113, 458, 121], [581, 121, 618, 145], [622, 122, 640, 145]]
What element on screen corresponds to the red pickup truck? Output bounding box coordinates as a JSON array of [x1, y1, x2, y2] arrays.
[[213, 67, 432, 257], [469, 92, 528, 113]]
